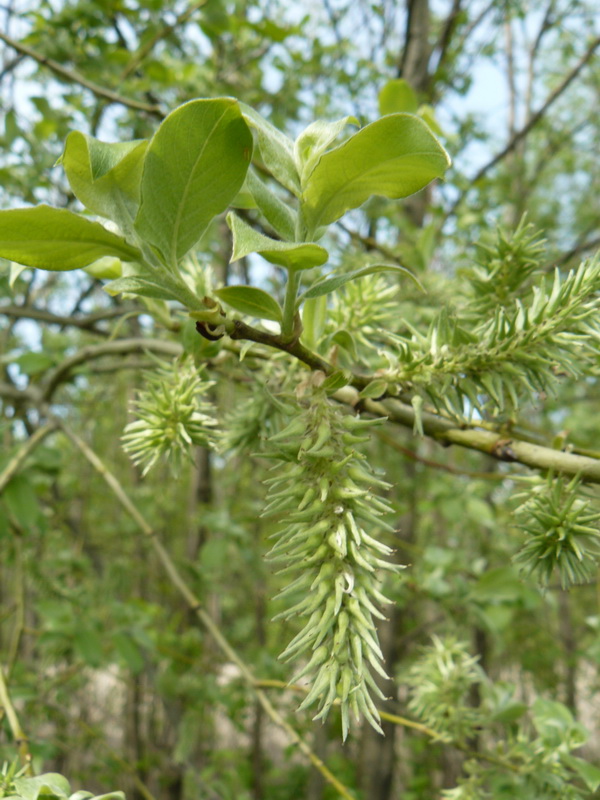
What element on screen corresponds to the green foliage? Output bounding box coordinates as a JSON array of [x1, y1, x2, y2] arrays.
[[0, 769, 123, 800], [134, 99, 253, 267], [463, 217, 547, 316], [300, 114, 451, 237], [389, 253, 600, 420], [226, 212, 328, 271], [0, 206, 140, 271], [60, 134, 148, 231], [2, 4, 600, 797]]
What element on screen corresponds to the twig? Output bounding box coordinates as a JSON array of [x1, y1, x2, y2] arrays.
[[0, 30, 164, 117], [254, 679, 523, 772], [59, 423, 357, 800], [0, 666, 32, 772], [42, 338, 183, 401], [220, 320, 600, 483], [0, 304, 136, 336], [334, 388, 600, 484], [6, 537, 25, 678], [444, 35, 600, 221], [556, 235, 600, 267], [0, 423, 57, 493], [377, 431, 507, 480]]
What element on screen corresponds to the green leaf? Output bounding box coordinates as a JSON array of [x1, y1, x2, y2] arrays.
[[227, 213, 328, 271], [61, 133, 148, 228], [9, 262, 29, 289], [532, 698, 583, 747], [321, 370, 352, 394], [0, 206, 141, 270], [87, 794, 125, 800], [331, 329, 357, 359], [104, 275, 194, 306], [491, 702, 528, 724], [13, 775, 71, 800], [294, 116, 359, 184], [113, 631, 145, 674], [74, 628, 104, 667], [14, 351, 55, 376], [301, 114, 451, 234], [299, 262, 421, 301], [359, 379, 388, 399], [470, 566, 525, 603], [240, 103, 301, 196], [378, 79, 418, 115], [83, 256, 123, 280], [563, 754, 600, 792], [3, 475, 39, 530], [245, 169, 296, 240], [135, 98, 253, 265], [418, 104, 444, 137], [216, 285, 282, 322]]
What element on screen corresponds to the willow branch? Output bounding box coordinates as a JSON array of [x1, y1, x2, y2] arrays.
[[59, 423, 357, 800], [0, 666, 32, 772], [220, 319, 600, 483], [377, 431, 506, 480], [335, 387, 600, 484], [444, 34, 600, 220], [0, 30, 164, 117], [42, 338, 183, 401], [1, 304, 137, 335], [0, 423, 57, 493], [254, 679, 522, 773]]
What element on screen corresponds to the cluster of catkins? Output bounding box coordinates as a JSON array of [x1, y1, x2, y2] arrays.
[[264, 391, 402, 739]]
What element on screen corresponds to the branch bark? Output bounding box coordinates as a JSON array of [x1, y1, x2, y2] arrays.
[[41, 338, 183, 401], [1, 304, 137, 336], [335, 388, 600, 484], [0, 30, 164, 118], [0, 422, 57, 493]]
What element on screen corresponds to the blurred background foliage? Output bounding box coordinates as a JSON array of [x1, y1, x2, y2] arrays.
[[1, 1, 600, 799]]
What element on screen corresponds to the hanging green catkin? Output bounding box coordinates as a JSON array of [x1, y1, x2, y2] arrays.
[[264, 389, 403, 739]]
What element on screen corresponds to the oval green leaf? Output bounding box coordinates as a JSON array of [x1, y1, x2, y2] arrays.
[[104, 276, 184, 303], [216, 285, 282, 322], [0, 206, 141, 270], [61, 132, 148, 228], [227, 212, 328, 271], [301, 114, 451, 235], [359, 379, 389, 399], [378, 79, 418, 115], [135, 98, 253, 266], [294, 116, 359, 185]]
